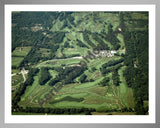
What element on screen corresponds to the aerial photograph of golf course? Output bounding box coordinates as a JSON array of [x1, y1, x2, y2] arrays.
[[11, 11, 148, 115]]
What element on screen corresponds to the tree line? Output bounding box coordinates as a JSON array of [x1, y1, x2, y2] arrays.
[[121, 12, 149, 115], [12, 68, 39, 112], [39, 67, 52, 85], [92, 33, 110, 50], [13, 106, 134, 115], [48, 66, 87, 86], [83, 32, 96, 49], [100, 58, 123, 76], [105, 23, 121, 50], [12, 12, 59, 29]]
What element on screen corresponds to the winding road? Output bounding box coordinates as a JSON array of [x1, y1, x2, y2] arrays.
[[21, 68, 28, 82], [12, 68, 28, 91]]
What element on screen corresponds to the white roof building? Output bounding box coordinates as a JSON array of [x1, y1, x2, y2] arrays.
[[111, 51, 117, 54]]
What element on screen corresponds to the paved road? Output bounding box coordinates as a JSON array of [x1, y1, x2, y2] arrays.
[[21, 70, 26, 82], [12, 68, 28, 91], [21, 68, 28, 82], [12, 68, 28, 83], [11, 73, 16, 77]]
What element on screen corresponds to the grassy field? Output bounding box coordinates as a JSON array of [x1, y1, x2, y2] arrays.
[[62, 47, 88, 57], [12, 47, 31, 67], [12, 47, 31, 57], [19, 72, 53, 107], [117, 33, 125, 49], [118, 66, 135, 109], [12, 73, 23, 86], [18, 55, 135, 114], [12, 57, 24, 67], [36, 58, 82, 68], [12, 69, 20, 74]]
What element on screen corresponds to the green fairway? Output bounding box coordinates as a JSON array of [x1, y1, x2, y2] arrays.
[[36, 58, 82, 68], [118, 66, 135, 108], [19, 72, 53, 106], [117, 33, 125, 49]]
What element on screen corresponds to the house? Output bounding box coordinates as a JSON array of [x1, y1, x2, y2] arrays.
[[111, 50, 117, 54], [99, 51, 108, 57], [118, 28, 122, 31], [107, 53, 113, 58]]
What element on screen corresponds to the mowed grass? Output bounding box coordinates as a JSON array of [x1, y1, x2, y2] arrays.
[[19, 72, 53, 107], [36, 58, 82, 68], [12, 57, 24, 67], [32, 56, 130, 110], [88, 56, 122, 69], [12, 47, 31, 67], [62, 45, 89, 57], [51, 20, 64, 31], [12, 69, 20, 74], [12, 47, 31, 57], [19, 70, 122, 112], [63, 48, 80, 56], [118, 66, 135, 108], [49, 70, 58, 78], [18, 65, 135, 113], [19, 54, 135, 114], [117, 33, 125, 49], [12, 74, 23, 86], [44, 77, 123, 111]]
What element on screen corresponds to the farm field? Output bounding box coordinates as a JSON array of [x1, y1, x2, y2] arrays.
[[12, 46, 31, 68], [12, 47, 31, 57], [12, 11, 149, 115], [12, 57, 24, 67]]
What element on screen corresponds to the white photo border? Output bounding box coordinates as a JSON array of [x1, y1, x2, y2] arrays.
[[5, 4, 156, 123]]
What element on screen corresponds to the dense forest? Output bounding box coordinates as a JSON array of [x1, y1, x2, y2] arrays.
[[12, 68, 39, 112], [120, 12, 149, 114], [39, 67, 51, 85], [49, 66, 87, 86]]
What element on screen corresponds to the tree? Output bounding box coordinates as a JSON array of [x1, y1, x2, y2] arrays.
[[79, 74, 87, 83], [99, 77, 110, 86], [39, 67, 51, 85]]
